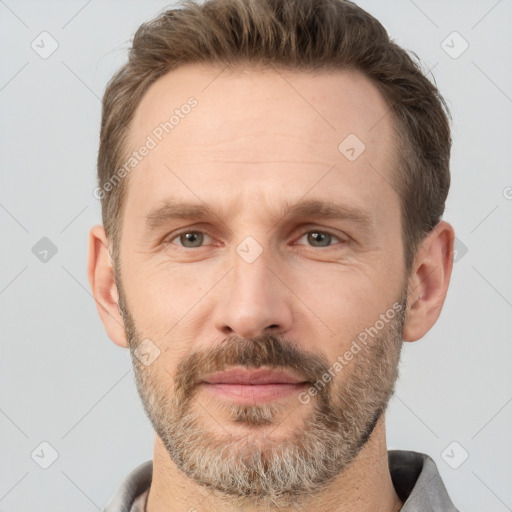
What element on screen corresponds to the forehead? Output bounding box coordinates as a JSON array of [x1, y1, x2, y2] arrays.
[[130, 63, 395, 151], [123, 63, 400, 233]]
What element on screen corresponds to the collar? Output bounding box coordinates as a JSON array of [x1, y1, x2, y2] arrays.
[[103, 450, 459, 511]]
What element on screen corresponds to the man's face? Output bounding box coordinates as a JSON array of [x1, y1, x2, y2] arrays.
[[116, 64, 408, 506]]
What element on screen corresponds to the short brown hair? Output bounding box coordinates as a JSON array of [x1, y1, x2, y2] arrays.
[[97, 0, 451, 275]]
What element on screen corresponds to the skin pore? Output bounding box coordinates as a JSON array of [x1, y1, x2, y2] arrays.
[[88, 64, 454, 512]]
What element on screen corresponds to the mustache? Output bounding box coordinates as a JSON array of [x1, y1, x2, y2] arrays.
[[173, 333, 331, 397]]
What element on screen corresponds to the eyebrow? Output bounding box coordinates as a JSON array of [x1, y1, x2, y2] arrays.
[[144, 198, 373, 231]]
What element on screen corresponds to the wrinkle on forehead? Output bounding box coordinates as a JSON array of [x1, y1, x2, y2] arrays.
[[129, 63, 395, 161], [122, 63, 401, 248]]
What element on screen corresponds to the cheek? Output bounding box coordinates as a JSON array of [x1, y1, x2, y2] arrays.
[[291, 261, 383, 316], [121, 263, 224, 365], [286, 264, 393, 355], [122, 258, 208, 323]]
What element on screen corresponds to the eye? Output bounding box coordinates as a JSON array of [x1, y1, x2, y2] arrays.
[[166, 231, 212, 248], [296, 230, 345, 248], [162, 228, 345, 250]]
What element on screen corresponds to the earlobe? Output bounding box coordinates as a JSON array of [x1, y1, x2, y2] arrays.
[[402, 221, 455, 342], [87, 225, 129, 348]]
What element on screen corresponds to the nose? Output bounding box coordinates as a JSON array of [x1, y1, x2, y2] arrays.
[[212, 247, 293, 340]]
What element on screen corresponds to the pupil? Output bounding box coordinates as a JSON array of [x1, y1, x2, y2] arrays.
[[308, 231, 330, 247], [182, 232, 202, 247]]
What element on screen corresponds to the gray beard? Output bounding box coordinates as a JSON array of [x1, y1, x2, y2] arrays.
[[123, 296, 406, 510]]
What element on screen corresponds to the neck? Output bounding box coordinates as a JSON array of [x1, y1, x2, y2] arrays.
[[146, 415, 402, 512]]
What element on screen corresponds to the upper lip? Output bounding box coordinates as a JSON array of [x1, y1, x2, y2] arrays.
[[202, 367, 309, 385]]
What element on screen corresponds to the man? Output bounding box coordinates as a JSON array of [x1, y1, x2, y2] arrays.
[[88, 0, 459, 510]]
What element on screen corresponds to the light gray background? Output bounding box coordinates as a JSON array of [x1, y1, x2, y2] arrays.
[[1, 0, 511, 511]]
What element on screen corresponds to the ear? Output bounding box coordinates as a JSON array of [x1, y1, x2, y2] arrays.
[[87, 225, 128, 348], [402, 220, 455, 342]]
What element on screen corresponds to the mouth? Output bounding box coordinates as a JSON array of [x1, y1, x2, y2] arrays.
[[200, 367, 310, 403]]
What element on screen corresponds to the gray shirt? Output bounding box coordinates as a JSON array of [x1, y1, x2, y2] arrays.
[[103, 450, 460, 511]]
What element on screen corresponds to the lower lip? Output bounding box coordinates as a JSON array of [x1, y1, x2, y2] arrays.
[[201, 382, 309, 403]]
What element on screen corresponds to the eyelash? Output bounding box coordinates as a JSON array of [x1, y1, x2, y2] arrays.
[[163, 228, 347, 249]]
